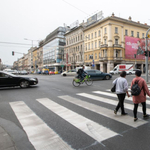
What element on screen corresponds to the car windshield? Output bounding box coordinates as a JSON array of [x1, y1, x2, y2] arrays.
[[4, 72, 17, 77]]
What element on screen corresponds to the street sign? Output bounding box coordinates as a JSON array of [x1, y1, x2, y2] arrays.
[[61, 65, 64, 67]]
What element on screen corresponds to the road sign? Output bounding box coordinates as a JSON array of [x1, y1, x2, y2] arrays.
[[61, 65, 64, 67]]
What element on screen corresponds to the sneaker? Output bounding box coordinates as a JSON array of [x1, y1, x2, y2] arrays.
[[134, 118, 138, 122], [143, 114, 149, 119], [121, 113, 128, 115], [114, 110, 117, 114]]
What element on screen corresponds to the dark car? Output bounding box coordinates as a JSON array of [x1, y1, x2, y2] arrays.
[[85, 69, 112, 80], [0, 71, 38, 88]]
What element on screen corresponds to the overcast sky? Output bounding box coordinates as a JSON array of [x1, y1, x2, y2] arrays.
[[0, 0, 150, 65]]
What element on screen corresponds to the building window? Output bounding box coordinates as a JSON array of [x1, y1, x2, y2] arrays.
[[86, 44, 87, 50], [131, 31, 134, 37], [91, 33, 93, 39], [95, 41, 97, 48], [98, 30, 101, 36], [104, 28, 107, 34], [142, 33, 144, 38], [104, 39, 107, 44], [115, 27, 118, 34], [88, 34, 90, 40], [99, 41, 101, 47], [137, 32, 139, 38], [125, 29, 128, 36], [91, 42, 93, 49], [115, 39, 118, 45], [95, 53, 97, 59], [95, 32, 97, 38], [88, 43, 90, 50], [86, 55, 87, 60], [99, 52, 101, 58], [81, 34, 82, 40]]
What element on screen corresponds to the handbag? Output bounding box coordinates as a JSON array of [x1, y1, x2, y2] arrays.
[[111, 79, 118, 92]]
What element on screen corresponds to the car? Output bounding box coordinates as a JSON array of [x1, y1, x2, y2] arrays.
[[61, 69, 77, 76], [20, 70, 28, 75], [49, 71, 55, 75], [129, 69, 141, 75], [85, 69, 112, 80], [0, 71, 38, 88]]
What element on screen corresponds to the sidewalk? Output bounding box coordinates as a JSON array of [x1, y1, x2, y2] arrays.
[[0, 126, 16, 150]]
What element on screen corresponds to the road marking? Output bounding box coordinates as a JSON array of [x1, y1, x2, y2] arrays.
[[10, 101, 73, 150], [77, 93, 150, 114], [93, 91, 150, 105], [58, 95, 147, 128], [37, 98, 118, 143]]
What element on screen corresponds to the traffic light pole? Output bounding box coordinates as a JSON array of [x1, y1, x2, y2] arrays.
[[145, 28, 150, 82]]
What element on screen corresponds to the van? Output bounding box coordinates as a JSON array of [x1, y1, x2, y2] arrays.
[[110, 64, 133, 75]]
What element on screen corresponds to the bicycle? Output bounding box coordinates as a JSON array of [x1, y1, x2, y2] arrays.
[[72, 74, 93, 87]]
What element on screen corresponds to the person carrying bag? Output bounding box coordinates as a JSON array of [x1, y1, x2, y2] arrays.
[[112, 71, 130, 115]]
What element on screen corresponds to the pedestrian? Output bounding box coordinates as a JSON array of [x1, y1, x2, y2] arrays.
[[131, 70, 150, 121], [113, 71, 130, 115]]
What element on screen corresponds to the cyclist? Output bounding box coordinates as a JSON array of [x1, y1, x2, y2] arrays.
[[77, 65, 87, 82]]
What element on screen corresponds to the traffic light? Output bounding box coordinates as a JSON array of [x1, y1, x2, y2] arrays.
[[12, 51, 14, 56], [144, 51, 148, 56]]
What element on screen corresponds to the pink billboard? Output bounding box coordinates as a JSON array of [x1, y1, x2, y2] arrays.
[[125, 36, 150, 60]]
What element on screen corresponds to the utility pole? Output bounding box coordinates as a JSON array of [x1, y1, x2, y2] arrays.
[[145, 28, 150, 82]]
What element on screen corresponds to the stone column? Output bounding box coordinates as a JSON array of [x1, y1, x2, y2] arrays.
[[107, 61, 114, 73], [100, 62, 103, 72]]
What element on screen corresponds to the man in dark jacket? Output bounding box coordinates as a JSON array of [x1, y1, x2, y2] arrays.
[[77, 66, 87, 82]]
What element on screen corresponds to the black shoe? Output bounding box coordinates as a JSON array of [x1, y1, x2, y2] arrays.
[[143, 114, 149, 119], [121, 113, 128, 115], [114, 110, 117, 114], [134, 118, 138, 122]]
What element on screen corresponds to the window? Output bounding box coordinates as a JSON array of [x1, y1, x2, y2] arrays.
[[91, 42, 93, 49], [99, 52, 101, 58], [142, 33, 144, 38], [86, 44, 87, 50], [137, 32, 139, 38], [95, 32, 97, 38], [104, 28, 107, 34], [98, 30, 101, 36], [115, 39, 118, 45], [81, 34, 82, 40], [104, 39, 107, 44], [95, 53, 97, 59], [99, 41, 101, 47], [88, 43, 90, 50], [88, 34, 90, 40], [95, 41, 97, 48], [125, 29, 128, 36], [91, 33, 93, 39], [115, 27, 118, 34], [131, 31, 134, 37]]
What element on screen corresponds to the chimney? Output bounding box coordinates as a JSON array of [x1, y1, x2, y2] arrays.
[[145, 23, 147, 25], [128, 16, 132, 21], [137, 21, 140, 23], [111, 12, 115, 17]]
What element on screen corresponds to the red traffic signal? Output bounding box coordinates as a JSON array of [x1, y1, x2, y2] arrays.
[[12, 51, 14, 56]]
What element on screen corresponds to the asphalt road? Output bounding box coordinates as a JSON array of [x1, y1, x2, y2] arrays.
[[0, 73, 150, 150]]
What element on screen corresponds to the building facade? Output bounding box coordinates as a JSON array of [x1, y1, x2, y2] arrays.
[[84, 13, 150, 73], [43, 27, 66, 73], [64, 24, 84, 70]]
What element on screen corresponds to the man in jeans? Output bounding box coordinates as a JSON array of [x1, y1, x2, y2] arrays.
[[77, 65, 87, 82]]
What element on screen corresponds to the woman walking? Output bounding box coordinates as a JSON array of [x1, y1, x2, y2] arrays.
[[131, 70, 150, 121], [113, 71, 130, 115]]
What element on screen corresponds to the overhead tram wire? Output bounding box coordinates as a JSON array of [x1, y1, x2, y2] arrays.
[[62, 0, 89, 15], [0, 41, 33, 46]]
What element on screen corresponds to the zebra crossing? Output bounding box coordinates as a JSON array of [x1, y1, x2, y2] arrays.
[[9, 90, 150, 150]]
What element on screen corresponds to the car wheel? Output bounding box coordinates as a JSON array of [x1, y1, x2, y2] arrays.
[[105, 75, 110, 80], [20, 80, 29, 88], [63, 74, 66, 76]]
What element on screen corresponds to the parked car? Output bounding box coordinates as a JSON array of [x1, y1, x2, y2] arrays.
[[20, 70, 28, 75], [49, 71, 55, 75], [85, 69, 112, 80], [129, 69, 141, 75], [0, 71, 38, 88], [61, 69, 77, 76]]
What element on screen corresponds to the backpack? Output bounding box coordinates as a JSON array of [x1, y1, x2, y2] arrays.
[[77, 69, 83, 75], [131, 80, 142, 96]]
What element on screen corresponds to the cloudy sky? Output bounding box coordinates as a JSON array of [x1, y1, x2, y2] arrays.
[[0, 0, 150, 65]]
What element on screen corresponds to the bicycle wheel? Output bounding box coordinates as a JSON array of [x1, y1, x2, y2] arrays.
[[72, 80, 81, 87], [85, 78, 93, 86]]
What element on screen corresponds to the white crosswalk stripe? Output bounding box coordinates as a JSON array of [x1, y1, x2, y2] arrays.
[[58, 95, 147, 128], [10, 101, 73, 150], [37, 98, 118, 143], [9, 90, 150, 150]]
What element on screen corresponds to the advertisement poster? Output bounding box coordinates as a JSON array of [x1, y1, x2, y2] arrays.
[[125, 36, 150, 60]]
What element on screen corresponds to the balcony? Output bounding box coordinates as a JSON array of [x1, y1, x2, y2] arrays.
[[113, 44, 122, 47], [99, 57, 108, 61], [101, 44, 108, 48], [113, 57, 123, 61]]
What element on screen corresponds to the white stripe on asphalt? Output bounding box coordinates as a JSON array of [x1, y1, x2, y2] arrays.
[[58, 95, 147, 128], [77, 93, 150, 114], [10, 101, 73, 150], [37, 98, 118, 143], [93, 91, 150, 105]]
